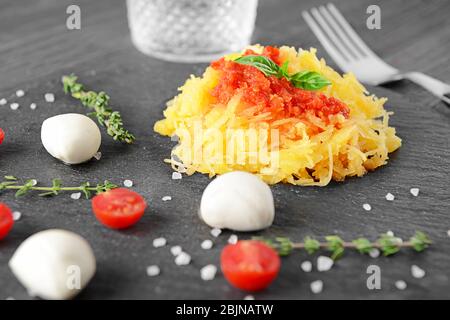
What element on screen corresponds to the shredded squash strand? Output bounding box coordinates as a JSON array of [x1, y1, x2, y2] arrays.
[[154, 45, 401, 186]]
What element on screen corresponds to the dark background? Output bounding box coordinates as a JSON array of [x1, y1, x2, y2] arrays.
[[0, 0, 449, 299]]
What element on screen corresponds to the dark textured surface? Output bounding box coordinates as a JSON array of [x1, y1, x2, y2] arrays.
[[1, 0, 450, 299]]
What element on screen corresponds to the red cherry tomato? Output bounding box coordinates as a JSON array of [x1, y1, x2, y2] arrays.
[[91, 188, 147, 229], [0, 128, 4, 144], [221, 240, 281, 291], [0, 203, 14, 240]]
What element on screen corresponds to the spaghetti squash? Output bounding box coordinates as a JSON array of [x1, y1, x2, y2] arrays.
[[154, 45, 401, 186]]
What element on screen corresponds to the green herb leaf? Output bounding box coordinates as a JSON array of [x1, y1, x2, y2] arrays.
[[62, 74, 135, 144], [15, 179, 35, 197], [290, 71, 332, 90], [325, 235, 345, 260], [38, 179, 61, 196], [254, 231, 430, 259], [274, 237, 293, 256], [95, 180, 117, 194], [352, 238, 373, 254], [4, 175, 17, 180], [0, 181, 17, 190], [80, 182, 92, 199], [234, 55, 331, 91], [234, 55, 280, 77], [304, 236, 320, 254], [410, 231, 432, 252], [377, 233, 400, 256], [277, 60, 290, 79], [1, 176, 118, 198], [38, 191, 57, 197]]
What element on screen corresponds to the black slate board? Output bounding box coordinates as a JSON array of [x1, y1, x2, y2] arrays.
[[0, 0, 449, 299]]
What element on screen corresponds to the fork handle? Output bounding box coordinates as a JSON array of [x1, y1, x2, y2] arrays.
[[404, 72, 450, 105]]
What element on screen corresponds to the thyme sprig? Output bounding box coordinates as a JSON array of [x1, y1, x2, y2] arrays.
[[253, 231, 431, 260], [62, 74, 135, 144], [0, 176, 117, 198]]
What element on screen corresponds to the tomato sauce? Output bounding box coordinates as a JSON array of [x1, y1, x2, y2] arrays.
[[210, 46, 349, 126]]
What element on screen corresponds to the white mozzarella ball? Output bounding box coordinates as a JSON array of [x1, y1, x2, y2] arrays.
[[41, 113, 101, 164], [9, 229, 96, 300], [200, 171, 275, 231]]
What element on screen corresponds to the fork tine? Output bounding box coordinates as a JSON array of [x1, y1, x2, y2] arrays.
[[301, 10, 350, 68], [318, 5, 365, 59], [326, 3, 377, 58], [309, 7, 357, 62]]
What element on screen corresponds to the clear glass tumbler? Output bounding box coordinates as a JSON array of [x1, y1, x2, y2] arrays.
[[126, 0, 259, 63]]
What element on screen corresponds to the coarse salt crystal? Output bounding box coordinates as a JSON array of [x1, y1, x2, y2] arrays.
[[16, 90, 25, 97], [93, 151, 102, 160], [12, 211, 22, 221], [228, 234, 238, 244], [200, 264, 217, 281], [123, 179, 133, 187], [317, 256, 334, 272], [411, 265, 425, 279], [301, 261, 312, 272], [386, 230, 394, 237], [369, 248, 380, 258], [30, 103, 37, 110], [170, 245, 182, 256], [146, 265, 160, 277], [44, 93, 55, 102], [244, 295, 255, 300], [175, 252, 191, 266], [310, 280, 323, 294], [172, 172, 182, 180], [395, 280, 407, 290], [201, 239, 213, 250], [70, 192, 81, 200], [210, 228, 222, 238], [363, 203, 372, 211], [162, 196, 172, 201], [153, 237, 167, 248], [447, 230, 450, 237], [10, 103, 19, 110], [385, 193, 395, 201], [410, 188, 420, 197], [0, 98, 7, 105], [30, 179, 37, 186]]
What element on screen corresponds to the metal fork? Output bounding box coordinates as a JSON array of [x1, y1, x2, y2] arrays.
[[302, 3, 450, 105]]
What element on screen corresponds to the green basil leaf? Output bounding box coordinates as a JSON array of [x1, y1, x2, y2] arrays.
[[290, 71, 332, 90], [234, 55, 280, 77], [277, 60, 290, 79], [234, 55, 331, 91]]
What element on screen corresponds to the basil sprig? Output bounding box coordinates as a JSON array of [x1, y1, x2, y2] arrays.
[[233, 55, 280, 77], [234, 55, 331, 91]]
